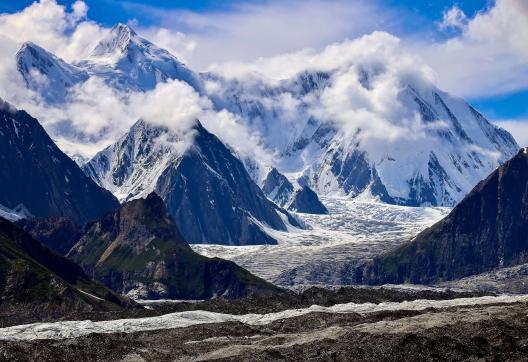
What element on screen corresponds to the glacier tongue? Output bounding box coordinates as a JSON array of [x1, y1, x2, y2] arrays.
[[192, 196, 450, 284], [2, 294, 527, 341]]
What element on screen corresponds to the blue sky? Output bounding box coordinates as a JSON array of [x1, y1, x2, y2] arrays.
[[0, 1, 492, 30], [1, 0, 527, 139]]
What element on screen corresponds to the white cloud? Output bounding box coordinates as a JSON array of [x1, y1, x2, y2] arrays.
[[209, 31, 436, 82], [0, 0, 524, 163], [438, 6, 468, 30], [494, 119, 528, 147], [421, 0, 528, 98], [132, 0, 401, 70], [139, 27, 197, 65], [0, 0, 105, 62]]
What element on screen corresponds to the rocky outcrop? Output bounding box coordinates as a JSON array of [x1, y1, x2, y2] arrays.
[[287, 186, 328, 214], [262, 168, 294, 207], [358, 148, 528, 284], [0, 102, 119, 225], [67, 193, 281, 299]]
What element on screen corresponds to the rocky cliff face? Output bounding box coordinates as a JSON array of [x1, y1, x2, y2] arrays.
[[67, 193, 281, 299], [0, 101, 119, 225], [359, 148, 528, 284], [0, 217, 131, 326]]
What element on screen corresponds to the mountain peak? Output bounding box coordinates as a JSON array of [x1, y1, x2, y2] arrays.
[[113, 22, 136, 35], [16, 41, 88, 102], [18, 41, 38, 51], [90, 23, 138, 57], [67, 192, 279, 299], [16, 41, 52, 62]]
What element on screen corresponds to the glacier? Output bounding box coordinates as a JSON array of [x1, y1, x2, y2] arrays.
[[192, 196, 450, 284], [1, 294, 527, 341]]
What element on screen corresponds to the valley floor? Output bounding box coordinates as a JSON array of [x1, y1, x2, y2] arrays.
[[1, 291, 527, 361], [192, 197, 450, 285]]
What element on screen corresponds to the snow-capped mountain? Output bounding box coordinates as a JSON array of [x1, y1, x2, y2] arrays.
[[14, 25, 519, 207], [75, 23, 200, 92], [207, 70, 519, 206], [83, 119, 299, 245], [16, 24, 200, 99], [16, 42, 88, 102]]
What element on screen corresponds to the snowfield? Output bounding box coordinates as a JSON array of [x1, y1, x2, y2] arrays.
[[1, 294, 527, 341], [192, 196, 450, 285]]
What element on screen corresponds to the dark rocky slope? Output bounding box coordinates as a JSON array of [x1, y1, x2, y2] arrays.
[[16, 217, 82, 255], [156, 122, 298, 245], [359, 148, 528, 285], [67, 193, 281, 299], [287, 186, 328, 214], [0, 100, 119, 225], [0, 217, 132, 327]]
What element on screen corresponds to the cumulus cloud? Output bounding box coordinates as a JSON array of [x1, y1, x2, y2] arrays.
[[0, 0, 112, 158], [139, 27, 197, 65], [0, 0, 523, 166], [0, 1, 272, 161], [208, 31, 437, 154], [0, 0, 105, 61], [422, 0, 528, 98], [129, 0, 401, 70]]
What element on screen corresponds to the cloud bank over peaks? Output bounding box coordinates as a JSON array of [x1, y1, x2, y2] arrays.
[[207, 31, 439, 155], [0, 0, 519, 168]]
